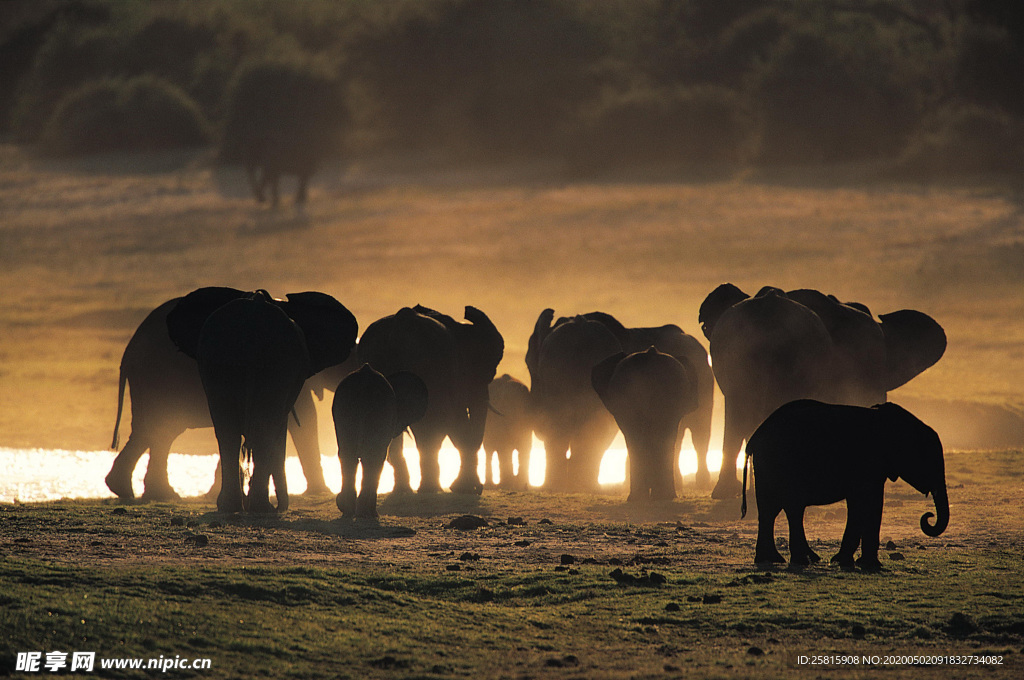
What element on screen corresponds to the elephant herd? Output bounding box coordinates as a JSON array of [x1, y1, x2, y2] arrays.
[[106, 284, 951, 569]]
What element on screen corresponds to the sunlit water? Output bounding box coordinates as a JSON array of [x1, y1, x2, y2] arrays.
[[0, 436, 724, 503]]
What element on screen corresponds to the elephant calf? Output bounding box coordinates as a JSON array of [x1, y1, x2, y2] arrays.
[[743, 399, 949, 571], [481, 375, 533, 490], [592, 348, 698, 502], [332, 365, 428, 518]]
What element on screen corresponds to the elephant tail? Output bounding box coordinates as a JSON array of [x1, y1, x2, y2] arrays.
[[111, 363, 128, 449], [741, 450, 751, 519]]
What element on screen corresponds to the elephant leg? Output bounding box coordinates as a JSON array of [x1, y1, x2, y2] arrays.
[[754, 488, 786, 565], [336, 452, 358, 516], [140, 432, 181, 502], [268, 173, 281, 209], [515, 444, 531, 490], [542, 439, 570, 492], [246, 462, 273, 514], [450, 443, 483, 495], [387, 436, 413, 494], [105, 433, 149, 499], [216, 432, 244, 514], [651, 446, 678, 502], [854, 487, 885, 572], [671, 426, 685, 497], [290, 390, 331, 496], [713, 398, 746, 499], [247, 164, 265, 203], [415, 432, 444, 494], [831, 503, 861, 569], [295, 174, 309, 205], [497, 450, 515, 489], [785, 506, 819, 565], [355, 454, 386, 519], [626, 451, 647, 503]]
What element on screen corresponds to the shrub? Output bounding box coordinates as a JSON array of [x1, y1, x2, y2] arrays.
[[896, 103, 1024, 177], [41, 76, 211, 156], [571, 84, 755, 173]]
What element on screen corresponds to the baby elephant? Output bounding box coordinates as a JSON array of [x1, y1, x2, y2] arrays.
[[332, 365, 428, 518], [481, 374, 533, 489], [743, 399, 949, 571], [592, 347, 698, 502]]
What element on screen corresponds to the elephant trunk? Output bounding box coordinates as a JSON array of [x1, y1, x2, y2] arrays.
[[920, 479, 949, 537]]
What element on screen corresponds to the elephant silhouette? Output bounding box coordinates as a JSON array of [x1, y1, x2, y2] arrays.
[[744, 399, 949, 571], [592, 348, 699, 502], [699, 284, 946, 499], [357, 305, 504, 495], [527, 309, 712, 493], [481, 374, 533, 490], [166, 287, 357, 513], [106, 287, 357, 501], [333, 365, 428, 518]]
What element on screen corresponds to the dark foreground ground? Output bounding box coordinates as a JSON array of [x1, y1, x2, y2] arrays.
[[1, 449, 1021, 679]]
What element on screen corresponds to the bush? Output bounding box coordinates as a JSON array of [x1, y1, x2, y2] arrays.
[[41, 76, 211, 156], [219, 56, 347, 169], [896, 103, 1024, 177], [571, 85, 755, 173]]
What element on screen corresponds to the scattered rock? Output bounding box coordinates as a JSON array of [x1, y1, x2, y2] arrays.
[[885, 540, 897, 550], [459, 552, 480, 562], [447, 515, 489, 530], [889, 552, 905, 561], [851, 624, 867, 638], [664, 602, 681, 612], [111, 507, 128, 516], [445, 564, 462, 572], [946, 612, 980, 637], [369, 656, 411, 670], [208, 520, 222, 529], [184, 534, 209, 548], [702, 594, 722, 604], [544, 655, 579, 667], [513, 540, 531, 547], [609, 568, 665, 586], [559, 554, 576, 565], [747, 646, 765, 656], [507, 516, 526, 526], [582, 558, 599, 565], [538, 518, 553, 525], [169, 516, 185, 526], [686, 596, 702, 603]]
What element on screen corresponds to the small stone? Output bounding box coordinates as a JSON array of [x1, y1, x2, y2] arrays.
[[458, 552, 480, 562], [445, 564, 462, 572], [747, 646, 764, 656], [647, 572, 667, 585], [608, 557, 623, 565], [559, 554, 577, 565], [447, 515, 489, 530], [169, 516, 185, 526], [514, 540, 531, 547], [889, 552, 905, 561], [112, 507, 128, 516], [208, 520, 222, 529], [507, 516, 526, 526], [665, 602, 681, 612], [852, 624, 867, 638], [702, 594, 722, 604], [184, 534, 209, 547], [538, 518, 553, 525]]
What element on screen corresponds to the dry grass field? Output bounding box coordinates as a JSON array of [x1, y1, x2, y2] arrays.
[[1, 146, 1022, 678]]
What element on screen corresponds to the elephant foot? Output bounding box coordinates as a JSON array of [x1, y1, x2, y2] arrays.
[[217, 495, 245, 514], [417, 482, 444, 494], [711, 476, 742, 500], [390, 482, 415, 496], [449, 475, 483, 495], [855, 556, 884, 573], [248, 497, 279, 515], [140, 485, 181, 503], [336, 492, 356, 516], [303, 483, 333, 497], [831, 552, 857, 571], [755, 546, 786, 565], [104, 471, 135, 500], [694, 468, 712, 490]]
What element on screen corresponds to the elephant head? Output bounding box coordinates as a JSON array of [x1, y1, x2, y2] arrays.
[[698, 283, 750, 340], [166, 286, 358, 378], [876, 402, 949, 537]]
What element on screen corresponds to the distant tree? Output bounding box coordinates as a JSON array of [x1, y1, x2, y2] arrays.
[[220, 56, 347, 206]]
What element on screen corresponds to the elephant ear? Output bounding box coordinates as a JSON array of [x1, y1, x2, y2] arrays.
[[388, 371, 429, 436], [463, 306, 505, 381], [698, 283, 749, 340], [590, 351, 626, 404], [580, 311, 631, 349], [165, 286, 247, 358], [879, 310, 947, 391], [281, 292, 359, 375], [526, 308, 556, 385]]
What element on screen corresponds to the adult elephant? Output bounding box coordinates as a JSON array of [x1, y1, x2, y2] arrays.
[[527, 311, 620, 492], [699, 283, 947, 499], [106, 288, 357, 500], [357, 305, 504, 495], [743, 399, 949, 571], [527, 309, 713, 493], [333, 365, 428, 518], [592, 348, 699, 502], [481, 374, 533, 490], [166, 287, 357, 513]]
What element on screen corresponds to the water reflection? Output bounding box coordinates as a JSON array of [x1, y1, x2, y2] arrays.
[[0, 436, 723, 503]]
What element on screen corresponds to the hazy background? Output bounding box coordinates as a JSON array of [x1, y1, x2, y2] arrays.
[[0, 0, 1022, 455]]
